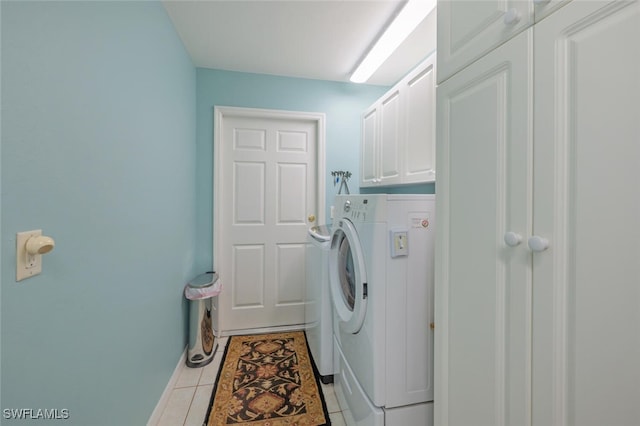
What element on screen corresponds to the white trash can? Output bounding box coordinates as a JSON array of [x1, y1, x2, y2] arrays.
[[184, 272, 221, 368]]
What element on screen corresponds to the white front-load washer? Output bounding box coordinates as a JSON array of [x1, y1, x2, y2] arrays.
[[329, 194, 435, 426]]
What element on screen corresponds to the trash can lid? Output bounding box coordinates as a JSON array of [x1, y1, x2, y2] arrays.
[[187, 272, 219, 288]]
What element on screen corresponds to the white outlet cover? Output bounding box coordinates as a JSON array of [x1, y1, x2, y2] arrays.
[[16, 229, 43, 281]]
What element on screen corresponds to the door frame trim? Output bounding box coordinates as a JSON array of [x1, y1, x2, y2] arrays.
[[212, 106, 326, 330]]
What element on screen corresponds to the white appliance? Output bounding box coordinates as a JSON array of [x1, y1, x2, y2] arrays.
[[330, 194, 435, 426], [304, 224, 334, 382]]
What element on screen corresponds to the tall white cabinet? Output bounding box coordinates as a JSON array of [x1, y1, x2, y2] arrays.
[[435, 1, 640, 426]]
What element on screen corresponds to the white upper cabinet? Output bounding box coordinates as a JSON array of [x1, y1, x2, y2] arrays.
[[360, 53, 436, 187], [404, 61, 437, 184], [437, 0, 533, 83], [361, 108, 378, 185], [379, 88, 402, 184], [437, 0, 575, 84]]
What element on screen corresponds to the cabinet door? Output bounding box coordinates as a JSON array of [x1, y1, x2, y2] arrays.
[[532, 2, 640, 425], [379, 88, 402, 184], [435, 29, 533, 426], [404, 55, 436, 184], [360, 107, 378, 187], [437, 0, 532, 83]]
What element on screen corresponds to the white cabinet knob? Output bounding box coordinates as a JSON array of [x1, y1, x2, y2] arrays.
[[504, 8, 521, 25], [504, 232, 523, 247], [528, 236, 549, 252]]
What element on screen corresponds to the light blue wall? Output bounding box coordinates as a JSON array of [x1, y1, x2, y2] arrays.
[[1, 2, 196, 424], [195, 69, 389, 271]]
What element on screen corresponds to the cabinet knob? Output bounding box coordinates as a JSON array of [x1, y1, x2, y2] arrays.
[[504, 232, 523, 247], [308, 214, 316, 223], [528, 236, 549, 252], [503, 8, 521, 25]]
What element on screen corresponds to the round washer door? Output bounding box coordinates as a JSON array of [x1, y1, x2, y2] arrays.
[[329, 219, 367, 334]]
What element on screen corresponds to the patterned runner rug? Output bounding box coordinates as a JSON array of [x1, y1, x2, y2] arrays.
[[205, 331, 330, 426]]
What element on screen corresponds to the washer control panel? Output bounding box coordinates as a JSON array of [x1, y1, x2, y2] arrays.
[[339, 196, 378, 222]]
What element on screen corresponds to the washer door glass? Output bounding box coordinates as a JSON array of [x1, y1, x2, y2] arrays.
[[338, 236, 356, 310], [329, 219, 367, 334]]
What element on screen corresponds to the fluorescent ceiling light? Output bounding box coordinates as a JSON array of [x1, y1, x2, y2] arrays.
[[350, 0, 436, 83]]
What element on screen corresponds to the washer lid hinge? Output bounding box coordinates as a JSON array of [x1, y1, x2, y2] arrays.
[[363, 283, 368, 298]]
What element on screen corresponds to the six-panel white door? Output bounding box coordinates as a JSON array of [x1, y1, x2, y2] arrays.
[[215, 108, 323, 332]]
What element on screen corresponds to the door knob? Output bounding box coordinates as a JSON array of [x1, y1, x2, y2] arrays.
[[503, 8, 521, 25], [504, 232, 523, 247], [528, 236, 549, 252], [308, 214, 316, 223]]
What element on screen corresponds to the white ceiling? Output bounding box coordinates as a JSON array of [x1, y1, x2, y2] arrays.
[[162, 0, 437, 86]]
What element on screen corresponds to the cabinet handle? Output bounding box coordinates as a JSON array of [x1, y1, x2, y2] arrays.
[[528, 236, 549, 252], [503, 8, 521, 25], [504, 232, 523, 247]]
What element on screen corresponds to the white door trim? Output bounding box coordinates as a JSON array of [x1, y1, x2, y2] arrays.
[[212, 106, 326, 332]]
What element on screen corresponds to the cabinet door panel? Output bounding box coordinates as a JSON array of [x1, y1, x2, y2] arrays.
[[404, 56, 436, 184], [379, 89, 402, 184], [360, 107, 378, 187], [532, 2, 640, 425], [437, 0, 532, 83], [435, 29, 533, 426]]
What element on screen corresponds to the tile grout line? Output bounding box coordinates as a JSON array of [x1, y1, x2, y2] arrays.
[[182, 386, 198, 426]]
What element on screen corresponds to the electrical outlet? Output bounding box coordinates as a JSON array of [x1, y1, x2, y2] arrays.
[[390, 229, 409, 258], [16, 230, 43, 281]]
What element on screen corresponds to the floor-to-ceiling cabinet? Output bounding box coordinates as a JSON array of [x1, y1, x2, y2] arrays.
[[435, 1, 640, 425]]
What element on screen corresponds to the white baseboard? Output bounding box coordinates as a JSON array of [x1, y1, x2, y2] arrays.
[[147, 346, 187, 426]]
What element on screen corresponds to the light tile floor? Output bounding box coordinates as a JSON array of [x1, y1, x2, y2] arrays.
[[156, 336, 346, 426]]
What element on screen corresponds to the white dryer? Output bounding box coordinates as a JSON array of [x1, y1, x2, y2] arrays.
[[329, 194, 435, 426]]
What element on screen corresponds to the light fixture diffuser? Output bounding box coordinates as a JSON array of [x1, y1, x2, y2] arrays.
[[350, 0, 436, 83]]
